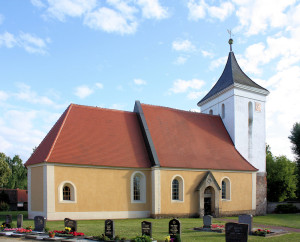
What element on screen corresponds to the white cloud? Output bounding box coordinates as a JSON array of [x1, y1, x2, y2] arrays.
[[0, 90, 9, 101], [31, 0, 46, 8], [136, 0, 168, 19], [188, 0, 234, 21], [169, 78, 205, 94], [134, 78, 147, 85], [0, 32, 17, 48], [95, 82, 104, 89], [74, 85, 94, 99], [209, 56, 227, 70], [0, 31, 49, 54], [45, 0, 97, 21], [233, 0, 296, 36], [187, 91, 204, 100], [172, 40, 195, 52], [84, 7, 138, 34], [110, 103, 126, 110], [201, 50, 214, 58], [174, 56, 188, 65]]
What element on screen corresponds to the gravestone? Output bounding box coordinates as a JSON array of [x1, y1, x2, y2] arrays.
[[169, 219, 181, 239], [34, 216, 46, 232], [238, 214, 252, 235], [105, 219, 115, 239], [5, 215, 12, 225], [141, 221, 152, 238], [64, 218, 77, 232], [225, 222, 248, 242], [203, 215, 213, 229], [17, 214, 23, 228]]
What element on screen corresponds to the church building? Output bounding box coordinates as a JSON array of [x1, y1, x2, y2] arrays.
[[25, 39, 269, 220]]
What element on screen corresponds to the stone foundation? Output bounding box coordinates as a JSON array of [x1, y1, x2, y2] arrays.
[[256, 172, 267, 215]]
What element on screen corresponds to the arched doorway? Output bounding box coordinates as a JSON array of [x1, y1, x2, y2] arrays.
[[204, 186, 213, 215]]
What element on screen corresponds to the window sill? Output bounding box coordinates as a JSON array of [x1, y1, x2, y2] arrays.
[[221, 199, 231, 202], [171, 200, 184, 203], [131, 200, 146, 204], [59, 200, 77, 204]]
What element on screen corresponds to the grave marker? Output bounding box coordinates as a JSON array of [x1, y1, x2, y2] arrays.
[[64, 218, 77, 232], [17, 214, 23, 228], [225, 222, 248, 242], [141, 221, 152, 238], [169, 219, 181, 239], [238, 214, 252, 235], [203, 215, 212, 229], [105, 219, 115, 239], [34, 216, 46, 232], [5, 215, 12, 225]]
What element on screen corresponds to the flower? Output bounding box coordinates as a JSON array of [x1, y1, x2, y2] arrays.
[[49, 231, 55, 235], [165, 235, 171, 242], [65, 227, 71, 232]]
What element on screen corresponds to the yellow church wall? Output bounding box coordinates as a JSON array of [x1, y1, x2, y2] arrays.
[[54, 166, 152, 213], [31, 166, 44, 212], [159, 170, 254, 216]]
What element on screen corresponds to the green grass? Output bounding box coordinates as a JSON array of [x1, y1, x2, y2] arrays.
[[1, 211, 300, 241], [217, 214, 300, 229]]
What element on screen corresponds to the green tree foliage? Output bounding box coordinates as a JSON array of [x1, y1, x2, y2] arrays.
[[0, 153, 11, 188], [266, 146, 297, 202], [0, 152, 27, 189], [289, 122, 300, 161]]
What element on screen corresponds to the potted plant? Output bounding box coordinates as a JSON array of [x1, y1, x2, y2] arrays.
[[49, 231, 55, 238]]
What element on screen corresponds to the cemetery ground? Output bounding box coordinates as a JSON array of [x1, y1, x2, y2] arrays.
[[1, 211, 300, 241]]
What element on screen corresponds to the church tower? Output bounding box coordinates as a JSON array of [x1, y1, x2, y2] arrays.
[[197, 39, 269, 215]]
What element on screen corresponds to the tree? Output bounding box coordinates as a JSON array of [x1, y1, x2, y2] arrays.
[[288, 122, 300, 198], [266, 146, 297, 202], [289, 122, 300, 161], [6, 155, 27, 189], [0, 153, 11, 188]]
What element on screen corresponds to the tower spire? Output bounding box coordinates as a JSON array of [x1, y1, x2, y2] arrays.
[[227, 29, 233, 52]]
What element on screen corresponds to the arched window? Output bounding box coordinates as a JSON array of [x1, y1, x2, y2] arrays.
[[63, 186, 71, 200], [248, 102, 253, 161], [131, 171, 146, 203], [209, 109, 213, 115], [171, 175, 184, 202], [133, 175, 141, 201], [221, 178, 231, 200], [58, 181, 76, 203], [221, 104, 225, 119], [172, 179, 179, 200]]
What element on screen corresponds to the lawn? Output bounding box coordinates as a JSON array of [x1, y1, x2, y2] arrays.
[[1, 211, 300, 241]]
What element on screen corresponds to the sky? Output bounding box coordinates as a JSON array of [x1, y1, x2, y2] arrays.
[[0, 0, 300, 162]]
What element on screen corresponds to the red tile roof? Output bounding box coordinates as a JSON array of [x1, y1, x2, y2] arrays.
[[140, 103, 257, 171], [25, 104, 151, 168]]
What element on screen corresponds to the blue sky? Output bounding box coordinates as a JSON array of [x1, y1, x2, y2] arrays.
[[1, 0, 300, 162]]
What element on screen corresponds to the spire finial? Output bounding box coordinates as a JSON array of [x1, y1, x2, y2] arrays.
[[227, 29, 233, 52]]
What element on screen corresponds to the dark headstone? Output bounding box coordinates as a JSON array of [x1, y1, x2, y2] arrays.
[[105, 219, 115, 239], [34, 216, 46, 232], [64, 218, 77, 232], [17, 214, 23, 228], [203, 215, 213, 228], [141, 221, 152, 238], [5, 215, 12, 225], [169, 219, 181, 239], [238, 214, 253, 235], [225, 222, 248, 242]]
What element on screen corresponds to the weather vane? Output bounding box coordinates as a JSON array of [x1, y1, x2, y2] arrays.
[[227, 29, 234, 52]]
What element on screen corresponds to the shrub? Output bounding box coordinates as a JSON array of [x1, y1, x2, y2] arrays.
[[131, 235, 152, 242], [275, 204, 299, 213], [0, 201, 10, 211]]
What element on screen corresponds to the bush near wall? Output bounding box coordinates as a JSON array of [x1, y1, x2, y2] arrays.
[[274, 204, 299, 214]]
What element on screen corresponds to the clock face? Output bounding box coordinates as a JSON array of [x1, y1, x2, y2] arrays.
[[255, 102, 261, 112]]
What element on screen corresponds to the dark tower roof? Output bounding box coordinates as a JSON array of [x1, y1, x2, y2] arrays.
[[198, 50, 269, 106]]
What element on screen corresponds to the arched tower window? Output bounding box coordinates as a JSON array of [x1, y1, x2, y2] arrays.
[[221, 178, 231, 200], [131, 171, 146, 203], [171, 175, 184, 202], [221, 104, 225, 119], [209, 109, 213, 115], [248, 102, 253, 161]]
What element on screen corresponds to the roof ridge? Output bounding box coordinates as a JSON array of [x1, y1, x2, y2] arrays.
[[45, 104, 73, 162], [141, 102, 220, 118], [71, 103, 134, 114]]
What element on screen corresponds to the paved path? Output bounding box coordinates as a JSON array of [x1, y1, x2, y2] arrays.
[[216, 218, 300, 233]]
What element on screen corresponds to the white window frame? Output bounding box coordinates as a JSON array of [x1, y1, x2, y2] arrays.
[[131, 171, 146, 203], [221, 177, 231, 201], [171, 175, 184, 203], [58, 181, 77, 203]]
